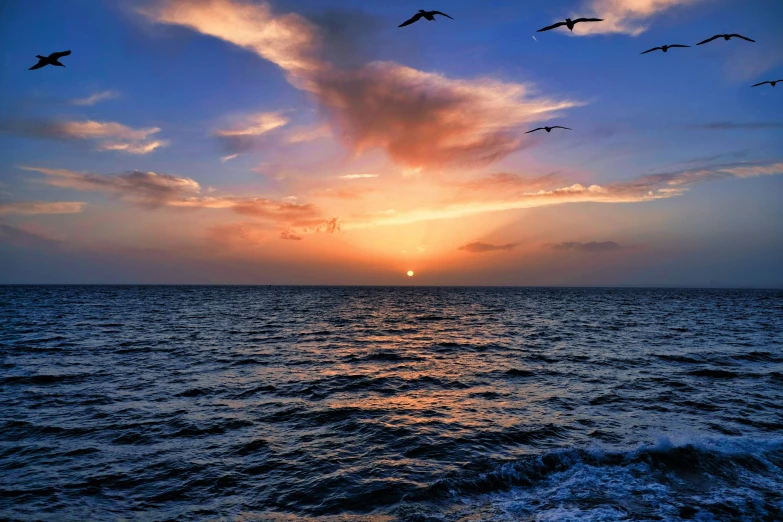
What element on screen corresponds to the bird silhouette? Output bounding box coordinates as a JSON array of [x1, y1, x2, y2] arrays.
[[526, 126, 572, 134], [696, 34, 755, 45], [537, 18, 603, 32], [752, 80, 782, 87], [641, 44, 690, 54], [28, 50, 71, 70], [399, 10, 453, 27]]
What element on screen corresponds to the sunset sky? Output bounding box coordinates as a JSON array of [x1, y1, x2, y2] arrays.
[[1, 0, 781, 286]]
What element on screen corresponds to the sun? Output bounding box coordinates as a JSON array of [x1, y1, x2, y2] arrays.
[[407, 270, 414, 277]]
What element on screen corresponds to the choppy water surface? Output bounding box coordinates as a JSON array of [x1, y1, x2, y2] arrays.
[[1, 286, 782, 521]]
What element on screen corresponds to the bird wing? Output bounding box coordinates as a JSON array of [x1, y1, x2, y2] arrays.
[[696, 34, 721, 45], [729, 34, 755, 42], [751, 81, 769, 87], [641, 47, 662, 54], [668, 44, 690, 48], [50, 50, 71, 59], [28, 60, 47, 70], [398, 13, 423, 27], [552, 126, 572, 130], [537, 21, 566, 32], [573, 18, 604, 23], [525, 128, 545, 134], [431, 11, 453, 19]]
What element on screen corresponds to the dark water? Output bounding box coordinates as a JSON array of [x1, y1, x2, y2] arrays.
[[1, 286, 783, 521]]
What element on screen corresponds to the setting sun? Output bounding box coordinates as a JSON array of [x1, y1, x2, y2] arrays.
[[407, 270, 414, 277]]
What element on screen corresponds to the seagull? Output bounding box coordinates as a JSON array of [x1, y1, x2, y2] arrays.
[[752, 80, 782, 87], [537, 18, 603, 32], [28, 50, 71, 70], [526, 126, 572, 134], [696, 34, 755, 45], [398, 10, 453, 27], [641, 44, 690, 54]]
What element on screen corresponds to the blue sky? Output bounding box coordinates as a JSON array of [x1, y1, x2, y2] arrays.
[[1, 0, 782, 285]]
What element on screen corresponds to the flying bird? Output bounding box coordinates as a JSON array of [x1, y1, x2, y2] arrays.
[[752, 80, 782, 87], [696, 34, 755, 45], [399, 10, 453, 27], [526, 126, 572, 134], [641, 44, 690, 54], [537, 18, 603, 32], [28, 50, 71, 70]]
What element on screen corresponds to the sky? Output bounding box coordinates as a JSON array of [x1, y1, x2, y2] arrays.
[[1, 0, 782, 286]]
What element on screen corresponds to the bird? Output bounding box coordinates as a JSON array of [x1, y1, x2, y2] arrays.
[[641, 44, 690, 54], [696, 34, 755, 45], [526, 126, 572, 134], [537, 18, 603, 32], [28, 50, 71, 70], [752, 80, 782, 87], [398, 10, 453, 27]]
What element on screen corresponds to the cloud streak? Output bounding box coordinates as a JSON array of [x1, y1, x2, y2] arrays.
[[346, 161, 783, 229], [20, 166, 339, 238], [142, 0, 580, 170], [69, 90, 119, 106], [458, 241, 519, 253], [0, 201, 86, 215], [0, 119, 167, 154]]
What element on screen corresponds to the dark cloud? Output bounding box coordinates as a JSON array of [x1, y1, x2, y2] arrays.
[[280, 230, 304, 240], [458, 241, 519, 253], [546, 241, 631, 252]]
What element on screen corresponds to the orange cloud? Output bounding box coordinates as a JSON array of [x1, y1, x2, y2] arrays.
[[142, 0, 580, 170]]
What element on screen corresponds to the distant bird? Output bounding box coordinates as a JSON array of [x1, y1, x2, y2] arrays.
[[398, 10, 453, 27], [537, 18, 603, 32], [641, 44, 690, 54], [28, 50, 71, 70], [752, 80, 782, 87], [696, 34, 755, 45], [526, 126, 572, 134]]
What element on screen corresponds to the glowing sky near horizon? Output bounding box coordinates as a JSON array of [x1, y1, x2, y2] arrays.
[[0, 0, 782, 286]]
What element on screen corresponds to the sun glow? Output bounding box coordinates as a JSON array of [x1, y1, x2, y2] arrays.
[[407, 270, 414, 277]]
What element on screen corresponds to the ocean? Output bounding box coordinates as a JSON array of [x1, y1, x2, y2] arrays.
[[1, 286, 782, 521]]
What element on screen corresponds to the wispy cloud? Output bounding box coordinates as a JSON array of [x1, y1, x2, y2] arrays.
[[215, 111, 289, 153], [69, 90, 119, 106], [458, 241, 519, 253], [545, 241, 632, 252], [285, 124, 331, 144], [0, 119, 167, 154], [215, 112, 288, 137], [142, 0, 580, 170], [576, 0, 701, 36], [221, 153, 239, 162], [338, 173, 378, 179], [0, 201, 86, 215]]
